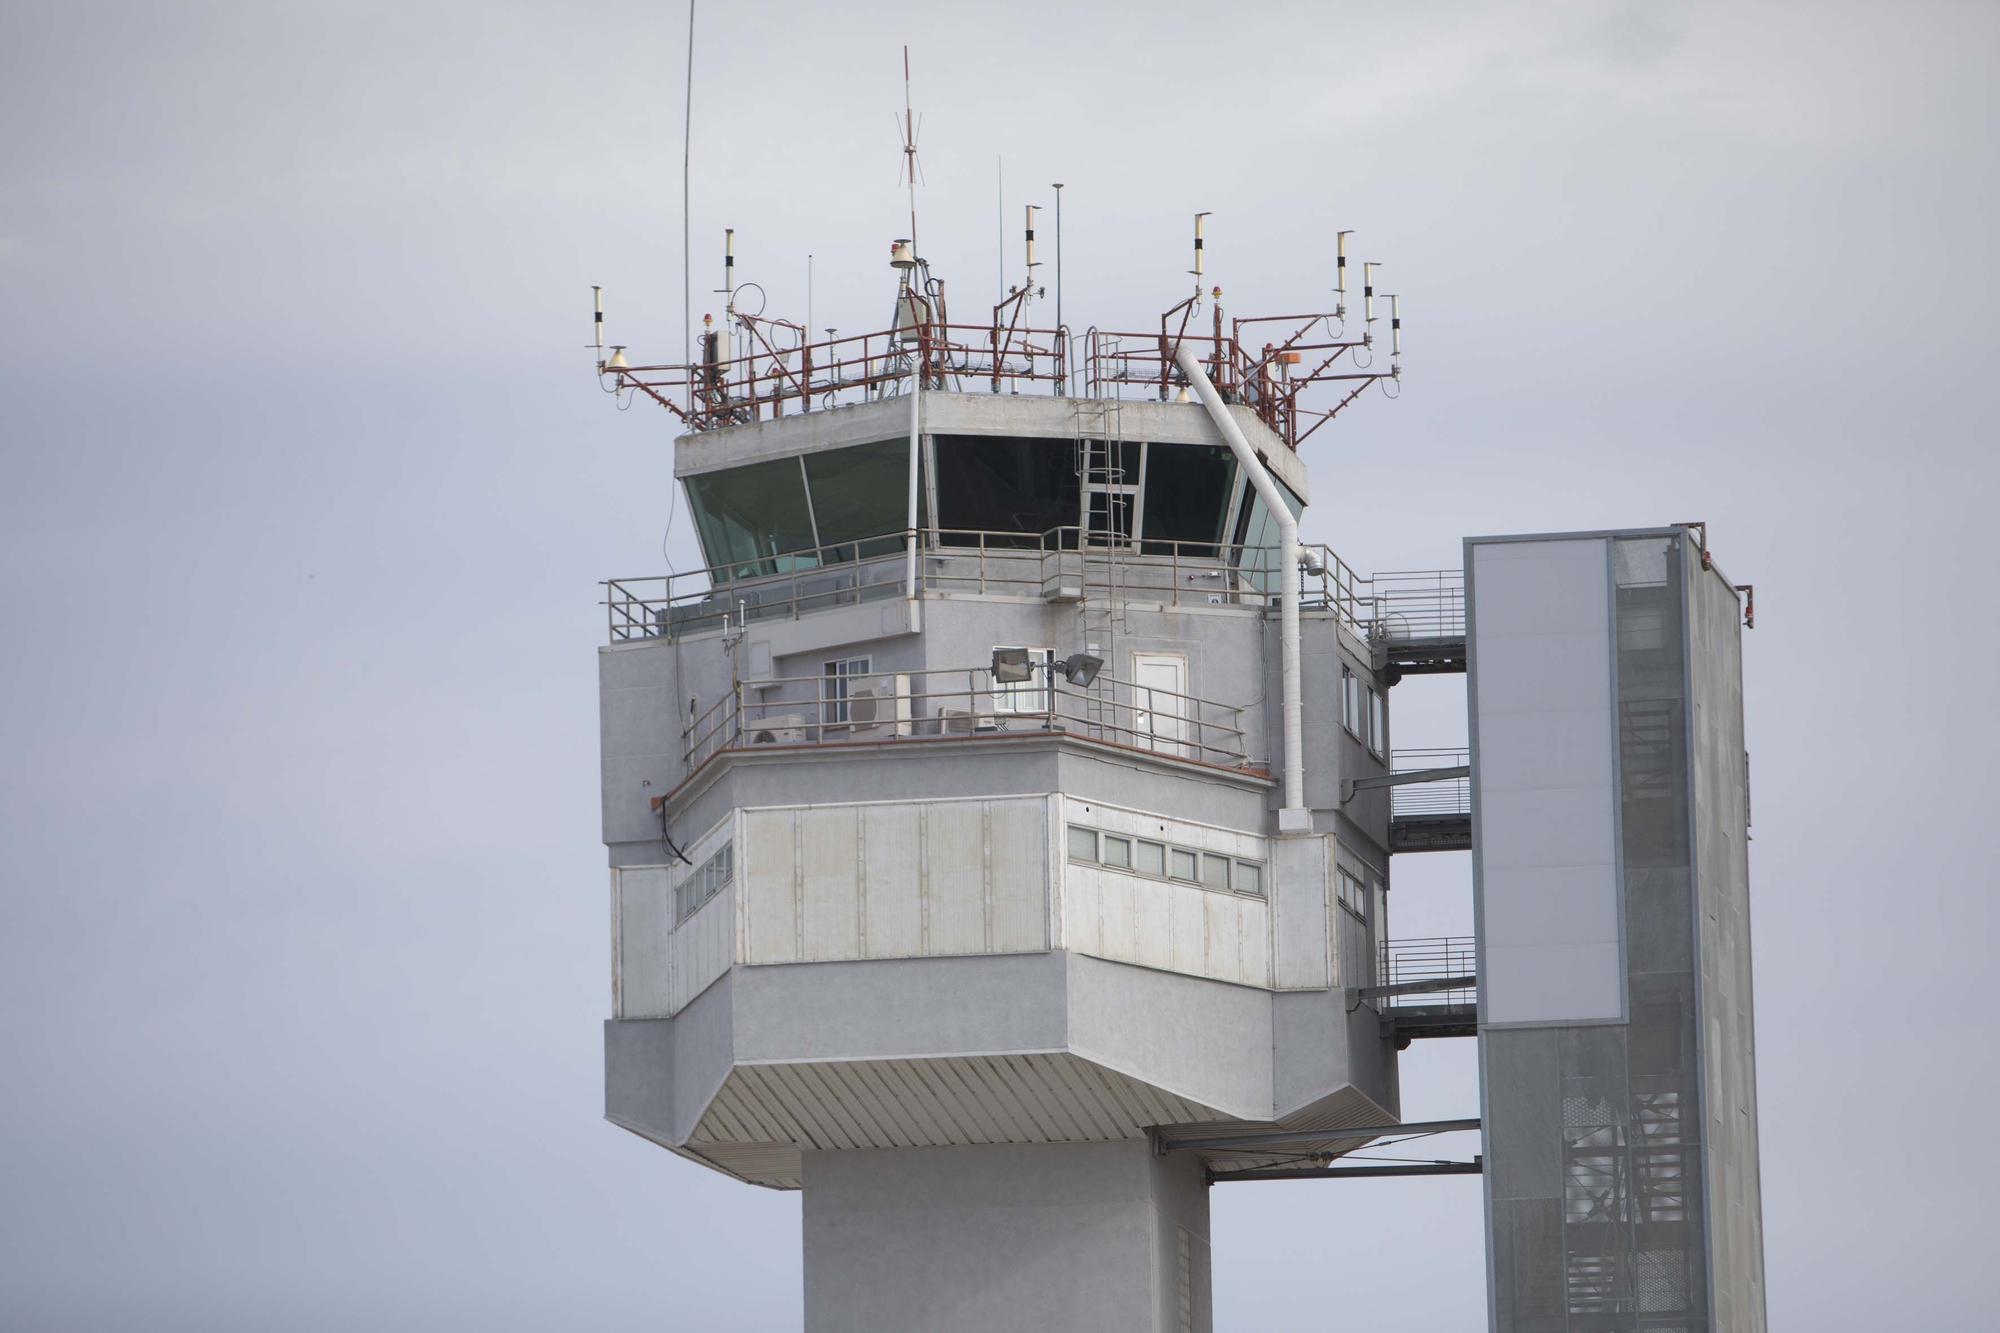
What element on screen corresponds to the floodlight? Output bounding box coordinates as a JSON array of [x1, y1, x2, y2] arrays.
[[991, 647, 1034, 683], [1057, 653, 1104, 687]]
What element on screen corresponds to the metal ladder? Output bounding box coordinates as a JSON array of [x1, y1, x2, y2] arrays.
[[1072, 400, 1129, 741]]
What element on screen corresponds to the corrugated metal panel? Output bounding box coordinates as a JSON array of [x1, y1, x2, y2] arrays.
[[686, 1053, 1226, 1188], [987, 800, 1048, 952], [613, 866, 674, 1018], [671, 884, 734, 1014], [1238, 899, 1269, 985], [1134, 874, 1173, 971], [742, 808, 798, 963], [1065, 867, 1101, 955], [861, 802, 923, 956], [800, 806, 861, 961], [924, 803, 987, 954]]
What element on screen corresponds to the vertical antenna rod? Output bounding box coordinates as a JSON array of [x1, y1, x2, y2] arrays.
[[1052, 183, 1064, 335], [901, 45, 920, 259], [682, 1, 696, 369], [1025, 204, 1040, 272], [1335, 229, 1352, 315]]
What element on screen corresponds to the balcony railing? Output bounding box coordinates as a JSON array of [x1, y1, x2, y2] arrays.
[[1366, 569, 1465, 645], [1377, 936, 1477, 1010], [1390, 747, 1471, 819], [680, 662, 1257, 776], [604, 527, 1454, 650]]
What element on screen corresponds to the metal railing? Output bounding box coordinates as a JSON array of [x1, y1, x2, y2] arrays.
[[604, 527, 1454, 648], [603, 307, 1395, 449], [680, 663, 1255, 775], [609, 321, 1070, 432], [1377, 936, 1477, 1010], [1390, 747, 1471, 818], [1367, 569, 1465, 644]]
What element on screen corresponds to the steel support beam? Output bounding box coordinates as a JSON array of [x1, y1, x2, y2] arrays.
[[1341, 764, 1468, 805], [1166, 1116, 1481, 1155], [1356, 974, 1476, 1000], [1211, 1158, 1482, 1183]]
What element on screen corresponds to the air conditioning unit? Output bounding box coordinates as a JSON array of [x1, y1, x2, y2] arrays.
[[939, 707, 997, 735], [847, 673, 914, 739], [749, 712, 810, 745]]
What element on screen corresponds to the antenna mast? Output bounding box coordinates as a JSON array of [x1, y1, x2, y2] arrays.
[[899, 45, 921, 258]]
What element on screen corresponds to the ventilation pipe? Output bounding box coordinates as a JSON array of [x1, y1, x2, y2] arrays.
[[1173, 342, 1309, 833], [905, 368, 921, 600]]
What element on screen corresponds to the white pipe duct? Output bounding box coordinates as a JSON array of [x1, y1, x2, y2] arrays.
[[1172, 343, 1308, 829], [905, 370, 921, 599]]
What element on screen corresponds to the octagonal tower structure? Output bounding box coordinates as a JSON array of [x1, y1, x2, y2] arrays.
[[597, 283, 1424, 1327]]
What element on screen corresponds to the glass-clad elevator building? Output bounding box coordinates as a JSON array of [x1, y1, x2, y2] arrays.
[[1468, 527, 1764, 1333]]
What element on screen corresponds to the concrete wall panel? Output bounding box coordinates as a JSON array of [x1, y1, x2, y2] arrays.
[[743, 808, 800, 963], [861, 802, 923, 957], [800, 806, 863, 962], [988, 798, 1049, 954]]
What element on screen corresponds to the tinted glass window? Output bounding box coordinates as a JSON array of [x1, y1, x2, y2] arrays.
[[934, 435, 1079, 546], [1141, 443, 1235, 555], [1229, 477, 1305, 593], [686, 457, 818, 581], [804, 440, 918, 560]]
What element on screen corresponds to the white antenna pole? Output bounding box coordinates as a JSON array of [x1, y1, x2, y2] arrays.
[[997, 157, 1004, 305], [682, 1, 696, 369], [1335, 229, 1352, 314], [901, 45, 919, 259]]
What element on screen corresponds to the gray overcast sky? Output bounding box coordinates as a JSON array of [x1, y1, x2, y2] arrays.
[[2, 1, 1994, 1328]]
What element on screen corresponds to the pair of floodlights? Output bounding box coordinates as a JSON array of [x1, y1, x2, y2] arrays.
[[991, 648, 1104, 688]]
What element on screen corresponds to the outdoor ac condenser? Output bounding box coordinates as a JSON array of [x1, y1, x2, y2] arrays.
[[749, 713, 810, 745], [846, 674, 914, 739]]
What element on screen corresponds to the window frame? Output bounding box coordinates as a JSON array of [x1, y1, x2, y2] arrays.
[[991, 646, 1055, 715], [1064, 820, 1265, 900], [822, 656, 873, 727], [1336, 867, 1368, 921], [675, 841, 735, 925]]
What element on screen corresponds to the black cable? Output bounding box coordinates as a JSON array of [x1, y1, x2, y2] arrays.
[[659, 802, 694, 866]]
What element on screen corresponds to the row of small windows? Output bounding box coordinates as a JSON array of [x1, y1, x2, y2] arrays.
[[675, 842, 734, 925], [1336, 866, 1369, 922], [1341, 666, 1386, 758], [1066, 824, 1264, 898]]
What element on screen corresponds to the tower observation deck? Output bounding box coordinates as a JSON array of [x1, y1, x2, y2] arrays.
[[590, 221, 1764, 1331]]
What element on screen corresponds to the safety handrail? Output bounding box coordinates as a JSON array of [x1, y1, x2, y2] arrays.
[[679, 663, 1256, 774], [1377, 935, 1477, 1009], [604, 531, 1463, 651], [1389, 747, 1471, 818]]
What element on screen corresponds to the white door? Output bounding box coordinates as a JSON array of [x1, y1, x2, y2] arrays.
[[1130, 652, 1188, 758]]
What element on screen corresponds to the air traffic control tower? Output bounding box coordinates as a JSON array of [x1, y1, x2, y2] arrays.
[[589, 218, 1765, 1331]]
